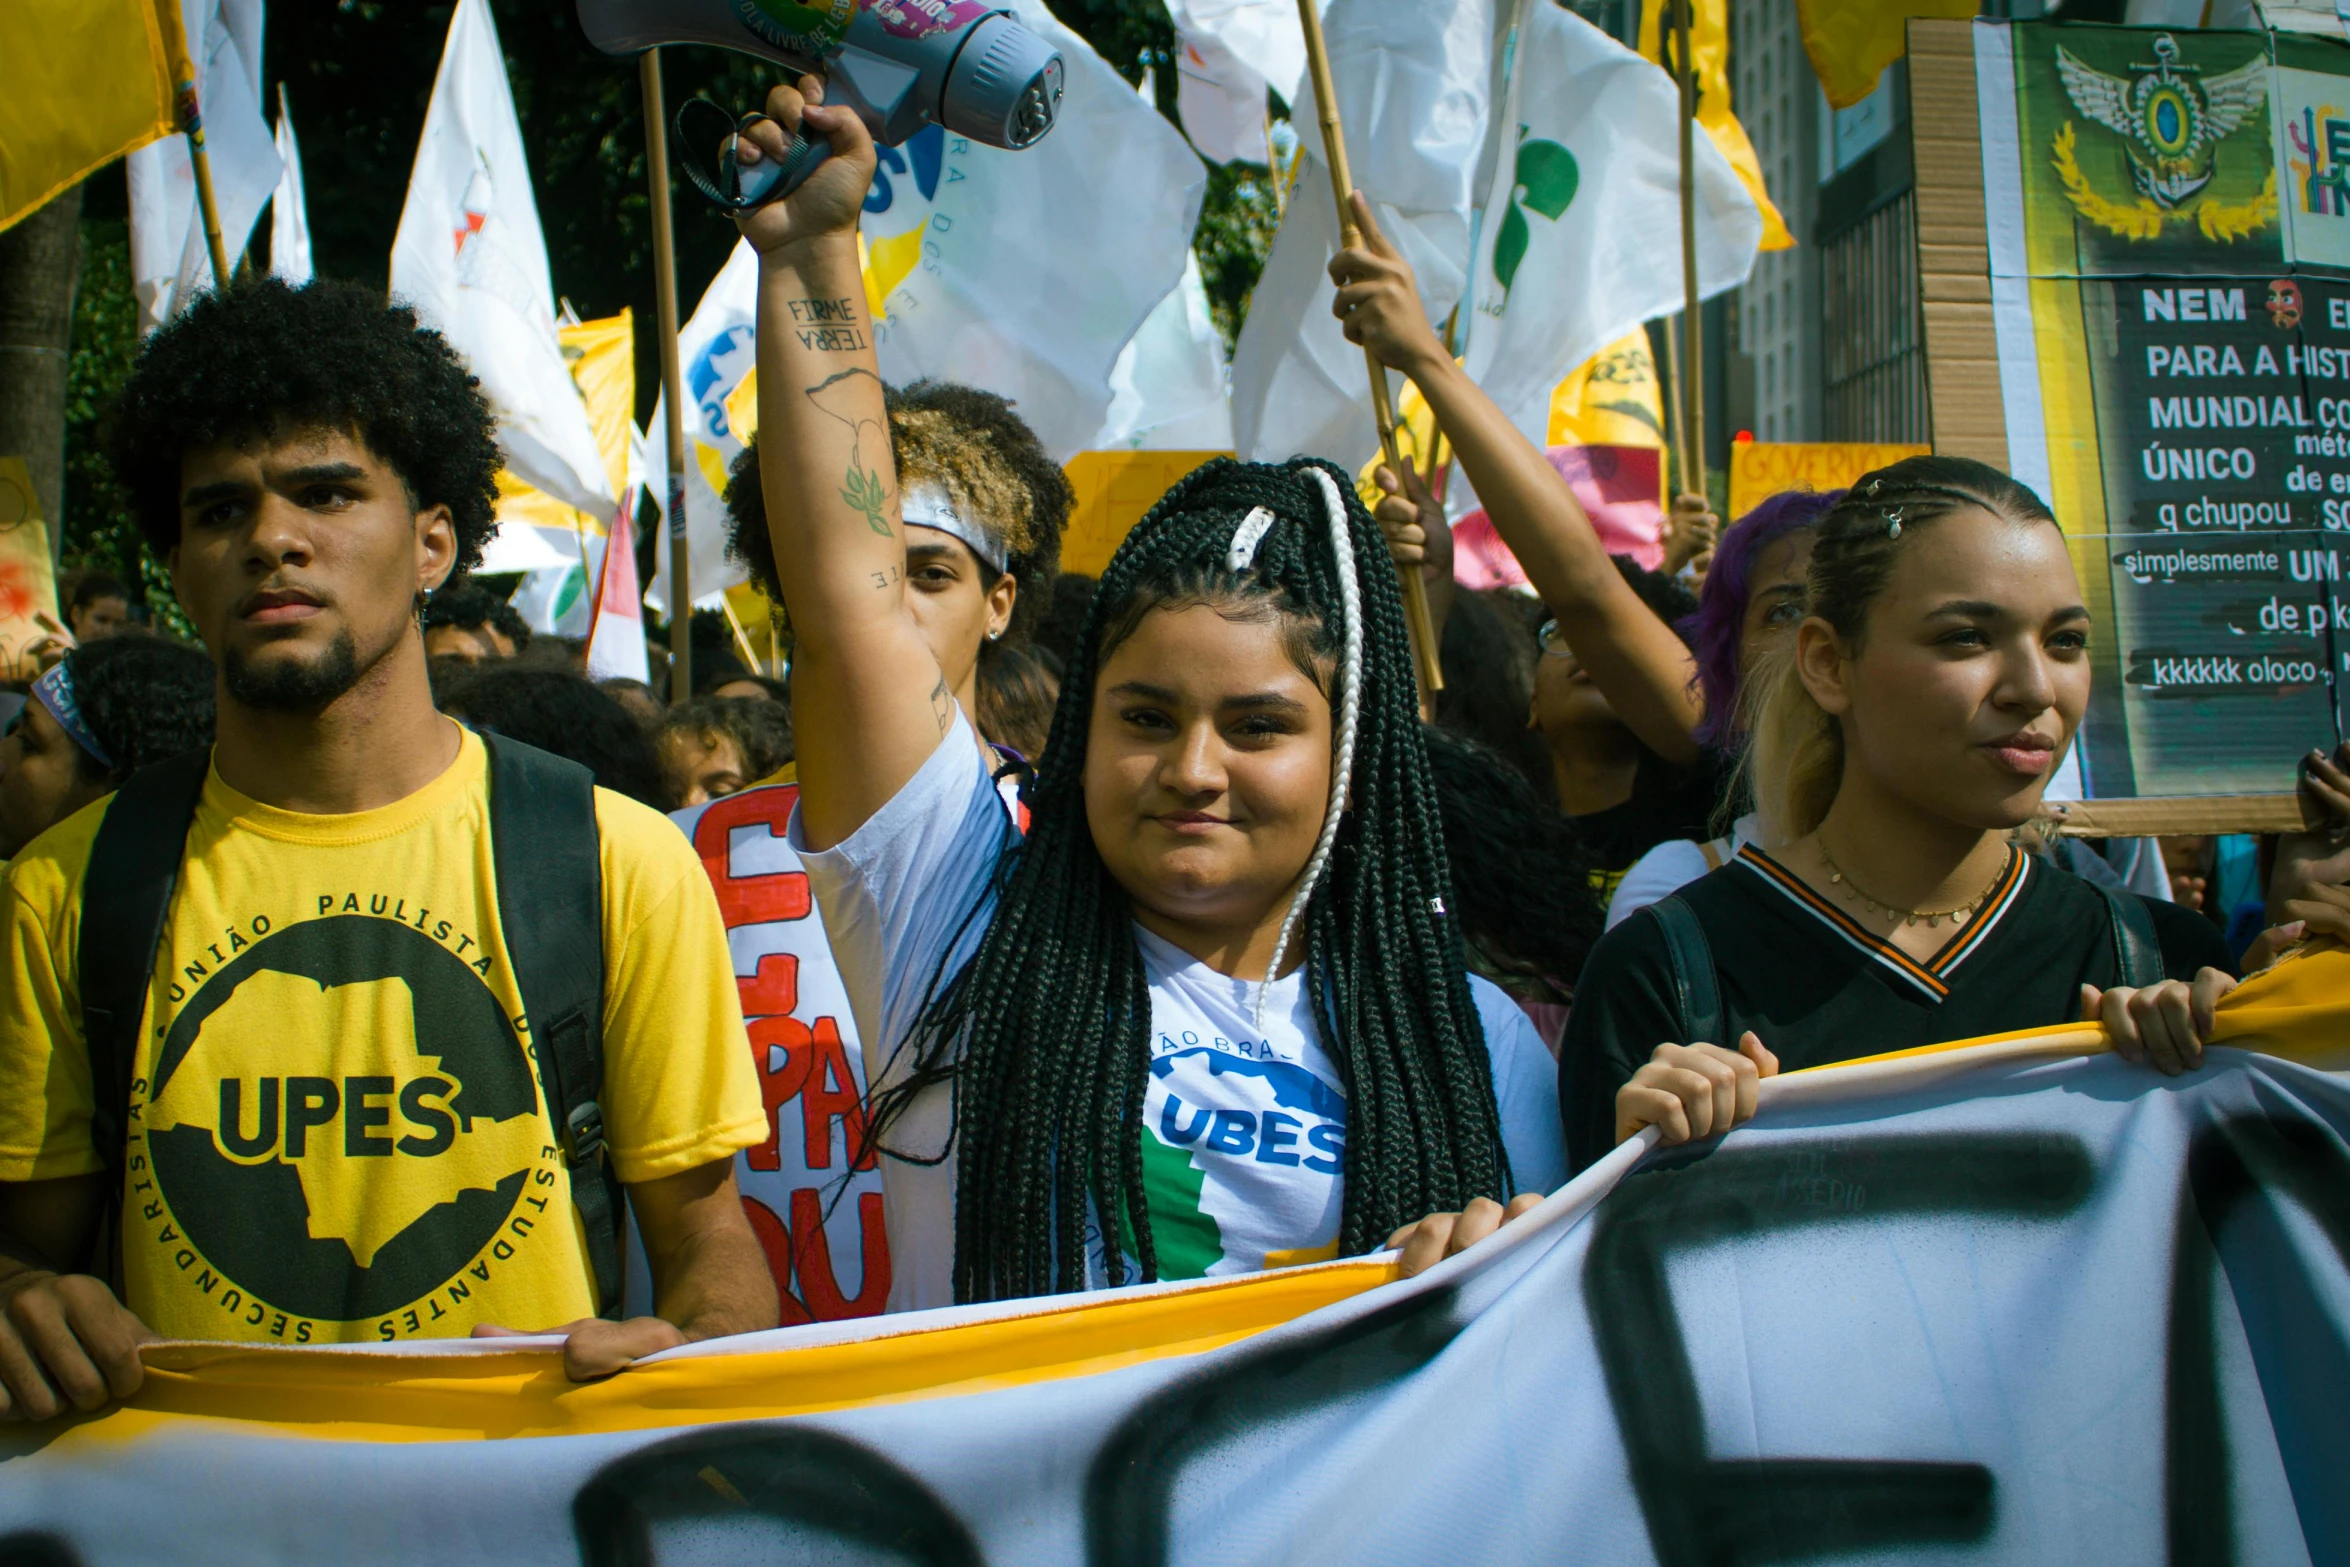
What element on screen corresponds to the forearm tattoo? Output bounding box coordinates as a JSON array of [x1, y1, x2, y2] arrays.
[[785, 296, 869, 352], [803, 367, 895, 538]]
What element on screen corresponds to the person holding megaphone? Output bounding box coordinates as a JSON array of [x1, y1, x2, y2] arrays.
[[731, 75, 1566, 1309]]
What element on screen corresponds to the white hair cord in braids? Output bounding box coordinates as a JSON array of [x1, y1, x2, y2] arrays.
[[1254, 466, 1365, 1029]]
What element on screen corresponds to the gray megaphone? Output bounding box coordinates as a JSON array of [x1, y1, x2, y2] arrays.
[[578, 0, 1063, 206]]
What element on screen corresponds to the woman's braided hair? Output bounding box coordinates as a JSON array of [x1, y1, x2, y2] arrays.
[[1739, 454, 2059, 840], [874, 456, 1510, 1304]]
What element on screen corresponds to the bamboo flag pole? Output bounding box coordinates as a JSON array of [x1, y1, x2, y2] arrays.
[[640, 49, 693, 705], [1662, 313, 1691, 495], [1295, 0, 1443, 695], [158, 3, 234, 288], [1673, 0, 1707, 499]]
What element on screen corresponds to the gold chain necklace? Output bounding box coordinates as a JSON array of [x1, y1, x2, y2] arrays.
[[1814, 840, 2003, 929]]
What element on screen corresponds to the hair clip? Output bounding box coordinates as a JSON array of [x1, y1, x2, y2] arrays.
[[1864, 478, 1884, 498], [1884, 508, 1904, 538]]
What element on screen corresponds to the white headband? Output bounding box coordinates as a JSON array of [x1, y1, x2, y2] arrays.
[[901, 481, 1010, 575]]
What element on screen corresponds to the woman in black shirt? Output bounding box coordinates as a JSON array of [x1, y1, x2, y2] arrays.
[[1562, 457, 2238, 1172]]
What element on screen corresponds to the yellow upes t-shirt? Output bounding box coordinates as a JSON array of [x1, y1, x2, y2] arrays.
[[0, 728, 763, 1346]]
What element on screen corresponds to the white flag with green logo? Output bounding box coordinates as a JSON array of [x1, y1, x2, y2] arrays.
[[1460, 0, 1761, 447]]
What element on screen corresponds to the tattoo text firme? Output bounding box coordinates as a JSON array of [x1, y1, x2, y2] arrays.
[[788, 296, 868, 352]]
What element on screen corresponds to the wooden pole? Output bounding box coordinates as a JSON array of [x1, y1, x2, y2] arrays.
[[640, 49, 692, 705], [1673, 0, 1706, 500], [1295, 0, 1442, 694], [175, 91, 234, 288], [1662, 313, 1691, 496]]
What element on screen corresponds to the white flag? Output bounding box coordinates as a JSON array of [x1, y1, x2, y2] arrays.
[[646, 240, 760, 614], [390, 0, 615, 524], [1165, 0, 1310, 166], [1460, 0, 1761, 447], [863, 0, 1205, 462], [1228, 0, 1499, 469], [125, 0, 281, 333], [1091, 250, 1233, 451], [268, 86, 312, 284]]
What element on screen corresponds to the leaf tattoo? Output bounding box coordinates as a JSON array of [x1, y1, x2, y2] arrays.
[[841, 464, 892, 536], [803, 366, 895, 538]]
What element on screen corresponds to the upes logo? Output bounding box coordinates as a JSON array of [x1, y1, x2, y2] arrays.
[[144, 914, 543, 1324]]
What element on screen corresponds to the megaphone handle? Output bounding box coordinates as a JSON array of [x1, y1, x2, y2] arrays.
[[736, 130, 832, 206]]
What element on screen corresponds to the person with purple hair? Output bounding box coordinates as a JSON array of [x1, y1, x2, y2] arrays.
[[1603, 488, 1840, 928]]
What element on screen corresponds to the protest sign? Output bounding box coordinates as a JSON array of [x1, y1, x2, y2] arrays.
[[0, 458, 61, 686], [1916, 18, 2350, 821], [1726, 439, 1930, 518], [6, 951, 2345, 1565]]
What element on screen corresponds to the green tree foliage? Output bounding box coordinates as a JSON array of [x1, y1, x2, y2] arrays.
[[61, 219, 140, 581], [1195, 161, 1282, 352]]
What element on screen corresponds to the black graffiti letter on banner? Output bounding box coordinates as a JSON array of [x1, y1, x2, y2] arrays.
[[572, 1425, 982, 1567], [1586, 1133, 2094, 1566], [2169, 1113, 2350, 1565]]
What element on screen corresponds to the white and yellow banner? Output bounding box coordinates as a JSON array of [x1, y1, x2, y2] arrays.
[[5, 949, 2345, 1563]]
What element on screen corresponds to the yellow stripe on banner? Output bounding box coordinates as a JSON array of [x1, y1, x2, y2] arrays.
[[1794, 945, 2350, 1075], [67, 1257, 1396, 1447]]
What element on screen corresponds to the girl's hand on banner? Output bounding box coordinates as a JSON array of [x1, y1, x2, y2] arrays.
[[2082, 967, 2235, 1076], [732, 75, 877, 260], [1616, 1033, 1778, 1150], [0, 1268, 154, 1420], [1328, 191, 1448, 379], [473, 1317, 689, 1382], [1386, 1193, 1544, 1279]]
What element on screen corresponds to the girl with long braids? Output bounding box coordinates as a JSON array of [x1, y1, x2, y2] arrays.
[[1557, 456, 2239, 1173], [733, 81, 1562, 1310]]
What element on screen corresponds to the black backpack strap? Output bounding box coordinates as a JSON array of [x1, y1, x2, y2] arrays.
[[1648, 894, 1726, 1049], [481, 733, 623, 1319], [78, 748, 211, 1182], [2097, 884, 2166, 990]]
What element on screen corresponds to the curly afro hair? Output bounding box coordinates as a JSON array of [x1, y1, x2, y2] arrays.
[[65, 634, 218, 782], [104, 277, 503, 573], [724, 378, 1069, 646]]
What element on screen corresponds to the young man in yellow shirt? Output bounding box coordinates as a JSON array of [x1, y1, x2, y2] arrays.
[[0, 279, 776, 1418]]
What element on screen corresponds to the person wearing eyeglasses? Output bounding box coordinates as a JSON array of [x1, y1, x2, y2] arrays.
[[1526, 559, 1732, 902]]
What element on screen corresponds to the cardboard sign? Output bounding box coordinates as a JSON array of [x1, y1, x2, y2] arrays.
[[1917, 20, 2350, 809], [0, 457, 62, 685], [1059, 450, 1229, 577], [1726, 440, 1929, 521]]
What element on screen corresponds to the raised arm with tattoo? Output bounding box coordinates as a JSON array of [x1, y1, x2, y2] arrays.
[[733, 78, 951, 851], [1332, 192, 1705, 765]]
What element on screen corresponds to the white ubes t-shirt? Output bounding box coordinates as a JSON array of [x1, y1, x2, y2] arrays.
[[795, 714, 1567, 1313]]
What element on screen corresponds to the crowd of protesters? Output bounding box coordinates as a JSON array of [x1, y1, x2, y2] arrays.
[[0, 74, 2343, 1421]]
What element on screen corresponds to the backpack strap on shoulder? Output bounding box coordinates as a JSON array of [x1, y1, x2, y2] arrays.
[[482, 733, 623, 1319], [1648, 893, 1725, 1050], [2097, 883, 2166, 990], [79, 748, 211, 1182]]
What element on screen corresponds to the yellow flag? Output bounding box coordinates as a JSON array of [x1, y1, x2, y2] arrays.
[[0, 0, 177, 231], [1638, 0, 1793, 252], [494, 311, 638, 539], [1351, 332, 1670, 515], [1548, 331, 1667, 453], [1796, 0, 1975, 112]]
